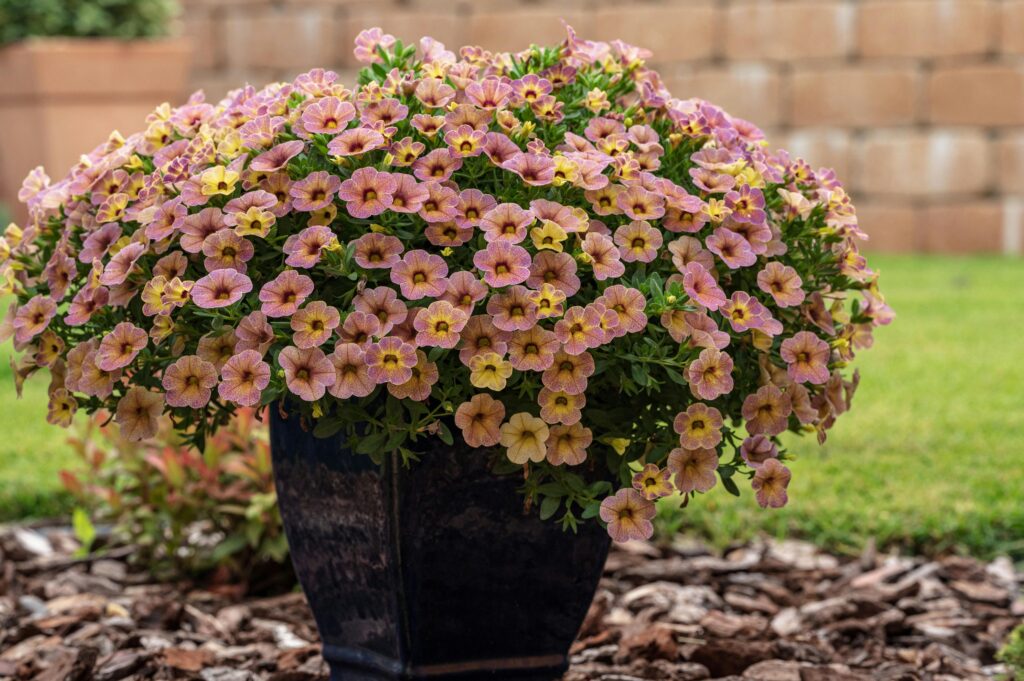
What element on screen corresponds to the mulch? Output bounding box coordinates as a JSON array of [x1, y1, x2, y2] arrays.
[[0, 525, 1020, 681]]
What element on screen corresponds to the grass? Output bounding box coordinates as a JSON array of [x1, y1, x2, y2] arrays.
[[2, 255, 1023, 558], [661, 254, 1024, 559]]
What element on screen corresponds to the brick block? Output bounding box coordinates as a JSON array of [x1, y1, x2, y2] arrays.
[[927, 64, 1024, 126], [1000, 1, 1024, 54], [663, 64, 783, 127], [856, 202, 919, 253], [778, 129, 853, 183], [789, 66, 920, 127], [857, 0, 994, 58], [723, 1, 854, 61], [466, 8, 593, 54], [855, 130, 993, 198], [338, 9, 465, 67], [591, 3, 718, 62], [919, 201, 1004, 253], [223, 6, 338, 72], [181, 7, 223, 72], [997, 132, 1024, 194]]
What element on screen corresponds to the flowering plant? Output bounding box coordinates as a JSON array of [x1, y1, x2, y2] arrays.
[[2, 26, 891, 543]]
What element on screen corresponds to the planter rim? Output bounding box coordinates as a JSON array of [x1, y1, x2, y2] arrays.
[[0, 36, 192, 101]]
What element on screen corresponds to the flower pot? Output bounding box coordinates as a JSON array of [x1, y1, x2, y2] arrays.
[[269, 409, 611, 681], [0, 37, 191, 219]]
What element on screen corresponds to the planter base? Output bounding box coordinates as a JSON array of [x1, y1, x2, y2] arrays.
[[269, 410, 610, 681], [323, 644, 567, 680]]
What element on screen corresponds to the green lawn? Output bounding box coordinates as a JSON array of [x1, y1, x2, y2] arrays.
[[661, 254, 1024, 559], [2, 255, 1024, 558]]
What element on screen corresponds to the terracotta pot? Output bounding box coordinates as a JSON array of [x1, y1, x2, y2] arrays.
[[0, 38, 191, 219], [269, 409, 611, 681]]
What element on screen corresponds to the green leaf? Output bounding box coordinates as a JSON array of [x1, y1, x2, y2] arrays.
[[436, 420, 455, 446], [211, 534, 249, 563], [539, 495, 561, 521], [71, 508, 96, 555], [720, 472, 741, 497]]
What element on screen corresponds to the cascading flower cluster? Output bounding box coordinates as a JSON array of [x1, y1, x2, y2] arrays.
[[2, 25, 891, 542]]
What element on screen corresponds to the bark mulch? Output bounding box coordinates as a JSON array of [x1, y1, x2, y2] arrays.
[[0, 525, 1020, 681]]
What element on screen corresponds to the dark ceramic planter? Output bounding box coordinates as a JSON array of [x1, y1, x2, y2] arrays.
[[269, 410, 611, 681]]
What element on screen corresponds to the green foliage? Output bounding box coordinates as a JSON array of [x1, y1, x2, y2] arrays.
[[0, 0, 178, 44], [999, 624, 1024, 679], [61, 408, 288, 579]]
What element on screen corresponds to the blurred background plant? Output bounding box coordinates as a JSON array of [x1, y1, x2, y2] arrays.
[[60, 407, 290, 589], [0, 0, 178, 44], [999, 623, 1024, 680]]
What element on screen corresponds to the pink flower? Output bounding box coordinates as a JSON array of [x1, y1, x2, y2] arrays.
[[291, 301, 341, 348], [300, 96, 356, 134], [616, 184, 665, 221], [440, 271, 488, 314], [364, 336, 418, 385], [352, 232, 403, 270], [235, 311, 274, 356], [192, 269, 253, 309], [455, 189, 496, 228], [614, 220, 662, 263], [687, 348, 735, 400], [683, 262, 726, 312], [354, 286, 408, 334], [290, 171, 340, 212], [542, 350, 594, 395], [418, 182, 459, 223], [581, 232, 625, 281], [721, 291, 770, 333], [466, 76, 513, 109], [390, 250, 449, 300], [249, 140, 305, 172], [706, 227, 757, 269], [780, 331, 831, 384], [502, 153, 555, 186], [508, 326, 559, 371], [180, 207, 226, 253], [487, 286, 538, 332], [354, 27, 396, 63], [742, 384, 792, 436], [96, 322, 147, 371], [528, 251, 580, 296], [458, 316, 511, 365], [388, 174, 430, 214], [596, 285, 647, 335], [752, 458, 791, 508], [741, 434, 779, 468], [329, 343, 375, 399], [668, 448, 719, 494], [259, 270, 315, 317], [100, 242, 146, 286], [473, 241, 531, 288], [218, 350, 271, 406], [327, 128, 386, 156], [163, 355, 218, 409], [284, 226, 337, 269], [337, 167, 397, 218], [413, 148, 463, 182], [279, 346, 336, 401], [413, 300, 469, 349], [202, 230, 254, 272], [79, 223, 121, 263], [673, 403, 723, 450], [554, 306, 604, 355], [481, 202, 533, 244], [757, 261, 805, 308], [13, 295, 57, 343], [599, 489, 655, 543], [338, 310, 382, 346]]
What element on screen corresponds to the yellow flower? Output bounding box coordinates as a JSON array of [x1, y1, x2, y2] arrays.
[[585, 88, 610, 113], [5, 223, 23, 246], [469, 352, 513, 391], [199, 165, 239, 197], [499, 412, 550, 464], [599, 435, 631, 456], [308, 204, 338, 228], [528, 283, 566, 319], [530, 220, 568, 252], [551, 156, 578, 186], [235, 206, 277, 238]]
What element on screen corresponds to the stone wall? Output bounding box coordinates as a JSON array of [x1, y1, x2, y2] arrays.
[[178, 0, 1024, 254]]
